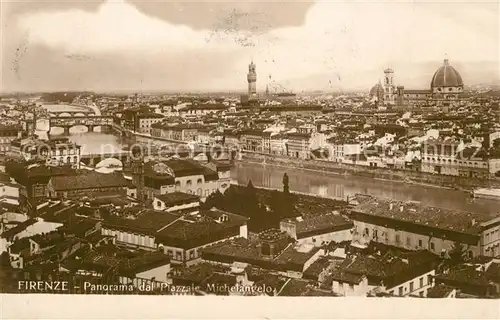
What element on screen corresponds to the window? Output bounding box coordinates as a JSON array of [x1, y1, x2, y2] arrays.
[[419, 291, 424, 297], [398, 286, 403, 296], [418, 239, 423, 248], [186, 180, 192, 187], [430, 242, 435, 251], [197, 178, 203, 185], [419, 277, 424, 288], [364, 228, 369, 236], [176, 251, 183, 261], [409, 281, 414, 292], [395, 234, 400, 244], [156, 201, 161, 207], [406, 237, 411, 246]]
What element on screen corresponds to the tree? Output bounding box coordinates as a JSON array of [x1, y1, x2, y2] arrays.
[[448, 241, 467, 264], [202, 190, 224, 209], [246, 180, 257, 202], [283, 173, 290, 194]]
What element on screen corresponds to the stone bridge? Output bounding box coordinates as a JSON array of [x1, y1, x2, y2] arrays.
[[48, 111, 95, 117], [49, 116, 114, 134], [80, 146, 237, 167]]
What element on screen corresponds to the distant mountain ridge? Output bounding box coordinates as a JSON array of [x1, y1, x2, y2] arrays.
[[280, 60, 500, 93]]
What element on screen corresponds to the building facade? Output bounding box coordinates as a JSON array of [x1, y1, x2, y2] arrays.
[[420, 139, 461, 175], [0, 124, 20, 154], [136, 113, 164, 135], [11, 137, 81, 169], [350, 195, 500, 258], [140, 159, 230, 201], [373, 58, 467, 107]]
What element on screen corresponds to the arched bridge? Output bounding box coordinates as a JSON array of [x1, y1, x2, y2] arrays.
[[49, 116, 114, 134], [79, 146, 237, 167], [48, 111, 95, 118]]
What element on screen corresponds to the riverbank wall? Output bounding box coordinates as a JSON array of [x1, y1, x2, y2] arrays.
[[239, 152, 500, 190], [121, 129, 500, 190]]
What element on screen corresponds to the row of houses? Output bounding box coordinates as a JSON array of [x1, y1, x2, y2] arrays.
[[2, 186, 500, 297]]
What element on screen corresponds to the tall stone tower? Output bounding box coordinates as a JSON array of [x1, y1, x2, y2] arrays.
[[247, 61, 257, 97], [383, 68, 396, 105], [130, 145, 145, 201]]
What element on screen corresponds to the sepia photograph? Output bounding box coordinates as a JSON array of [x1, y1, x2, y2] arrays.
[[0, 0, 499, 318]]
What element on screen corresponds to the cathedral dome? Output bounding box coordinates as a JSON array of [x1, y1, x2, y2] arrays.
[[431, 59, 463, 88], [369, 82, 384, 97]]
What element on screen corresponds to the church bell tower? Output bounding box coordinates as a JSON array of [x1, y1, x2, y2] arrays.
[[383, 68, 396, 105]]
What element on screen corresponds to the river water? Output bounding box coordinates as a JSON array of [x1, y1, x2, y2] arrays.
[[38, 104, 124, 154], [39, 105, 498, 214], [230, 161, 499, 215]]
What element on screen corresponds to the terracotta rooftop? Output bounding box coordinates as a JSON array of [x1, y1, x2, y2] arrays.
[[104, 210, 179, 234], [436, 266, 491, 287], [50, 171, 132, 191], [154, 192, 200, 206], [201, 237, 320, 272], [155, 209, 247, 248], [277, 279, 313, 296], [286, 213, 353, 238], [328, 268, 366, 285], [427, 283, 455, 298], [172, 262, 230, 284], [352, 194, 499, 234], [79, 250, 170, 276]]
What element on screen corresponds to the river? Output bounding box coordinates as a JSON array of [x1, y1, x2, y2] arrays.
[[230, 161, 499, 215], [36, 104, 124, 154], [53, 132, 498, 214], [38, 105, 498, 214]]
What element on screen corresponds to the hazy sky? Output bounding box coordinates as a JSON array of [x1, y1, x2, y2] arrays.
[[1, 0, 499, 93]]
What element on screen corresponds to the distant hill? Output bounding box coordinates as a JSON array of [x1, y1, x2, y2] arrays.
[[41, 91, 95, 103], [281, 60, 500, 92], [0, 93, 41, 99]]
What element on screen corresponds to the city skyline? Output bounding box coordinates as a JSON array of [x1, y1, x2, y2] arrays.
[[1, 0, 499, 93]]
